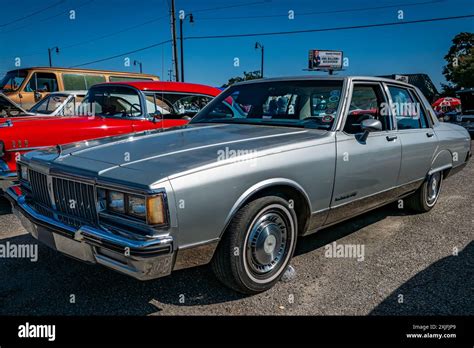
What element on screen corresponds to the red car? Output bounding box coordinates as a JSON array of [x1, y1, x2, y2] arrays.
[[0, 81, 221, 187]]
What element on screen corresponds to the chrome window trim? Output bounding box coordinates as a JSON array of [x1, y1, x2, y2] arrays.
[[383, 83, 434, 131], [337, 80, 394, 136]]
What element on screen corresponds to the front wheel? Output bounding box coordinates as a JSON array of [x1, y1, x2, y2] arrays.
[[405, 171, 443, 212], [211, 196, 297, 294]]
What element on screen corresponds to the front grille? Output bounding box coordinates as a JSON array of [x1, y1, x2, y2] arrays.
[[28, 169, 52, 208], [25, 169, 97, 228], [52, 177, 97, 224]]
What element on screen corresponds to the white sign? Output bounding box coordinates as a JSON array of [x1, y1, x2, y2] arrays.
[[308, 50, 343, 70], [395, 75, 409, 83]]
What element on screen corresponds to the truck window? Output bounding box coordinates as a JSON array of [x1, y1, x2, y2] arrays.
[[63, 74, 106, 90], [25, 72, 58, 92]]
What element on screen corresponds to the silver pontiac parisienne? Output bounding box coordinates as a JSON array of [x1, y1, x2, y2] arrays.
[[7, 76, 471, 294]]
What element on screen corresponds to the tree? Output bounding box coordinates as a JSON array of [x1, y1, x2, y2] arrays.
[[441, 32, 474, 95], [222, 70, 262, 88]]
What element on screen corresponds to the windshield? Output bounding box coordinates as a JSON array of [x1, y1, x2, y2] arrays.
[[80, 85, 142, 118], [29, 94, 69, 115], [0, 70, 28, 92], [191, 80, 343, 129], [145, 93, 213, 118]]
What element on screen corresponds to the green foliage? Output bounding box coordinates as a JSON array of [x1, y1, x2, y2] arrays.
[[222, 70, 262, 88], [442, 32, 474, 95]]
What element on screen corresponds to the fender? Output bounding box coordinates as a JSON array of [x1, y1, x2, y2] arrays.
[[429, 149, 453, 176], [220, 178, 312, 238]]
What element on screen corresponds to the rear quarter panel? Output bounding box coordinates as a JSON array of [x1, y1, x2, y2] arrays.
[[432, 122, 471, 171]]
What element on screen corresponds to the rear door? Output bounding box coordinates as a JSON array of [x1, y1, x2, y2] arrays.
[[385, 84, 438, 185], [327, 81, 402, 225]]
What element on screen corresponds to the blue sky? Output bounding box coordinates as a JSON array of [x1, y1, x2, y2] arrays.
[[0, 0, 473, 88]]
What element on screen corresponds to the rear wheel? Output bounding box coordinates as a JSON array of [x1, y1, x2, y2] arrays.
[[405, 171, 443, 212], [211, 196, 297, 294]]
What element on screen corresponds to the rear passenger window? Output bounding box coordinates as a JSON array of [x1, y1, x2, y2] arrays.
[[388, 86, 429, 130]]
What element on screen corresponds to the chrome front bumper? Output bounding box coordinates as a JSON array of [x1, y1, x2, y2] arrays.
[[6, 186, 175, 280]]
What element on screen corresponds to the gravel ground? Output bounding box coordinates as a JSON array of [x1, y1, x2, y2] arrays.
[[0, 145, 472, 316]]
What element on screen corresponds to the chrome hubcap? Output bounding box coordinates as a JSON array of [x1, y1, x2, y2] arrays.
[[246, 211, 288, 275], [427, 172, 441, 205]]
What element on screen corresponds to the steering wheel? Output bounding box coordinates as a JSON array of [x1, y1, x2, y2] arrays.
[[126, 103, 141, 117]]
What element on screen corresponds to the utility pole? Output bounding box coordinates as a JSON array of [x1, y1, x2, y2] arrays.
[[179, 13, 193, 82], [134, 60, 143, 73], [48, 46, 59, 67], [255, 42, 264, 78], [170, 0, 179, 82]]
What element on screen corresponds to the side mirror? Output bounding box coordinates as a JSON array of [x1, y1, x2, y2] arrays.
[[358, 118, 382, 142], [34, 91, 42, 101], [149, 112, 162, 123]]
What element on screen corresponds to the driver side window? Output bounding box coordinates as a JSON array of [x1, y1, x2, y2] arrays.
[[344, 84, 390, 134], [25, 72, 58, 92]]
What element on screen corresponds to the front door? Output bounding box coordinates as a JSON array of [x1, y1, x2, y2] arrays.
[[19, 72, 59, 109], [326, 82, 402, 225]]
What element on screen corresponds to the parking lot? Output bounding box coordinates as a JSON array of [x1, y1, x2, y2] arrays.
[[0, 143, 472, 316]]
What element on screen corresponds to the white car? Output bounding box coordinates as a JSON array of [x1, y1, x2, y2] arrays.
[[0, 91, 86, 118]]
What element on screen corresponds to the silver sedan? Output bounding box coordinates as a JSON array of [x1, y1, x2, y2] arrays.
[[7, 76, 471, 294]]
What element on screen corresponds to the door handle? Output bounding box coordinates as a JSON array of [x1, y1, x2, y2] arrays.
[[386, 135, 398, 141], [426, 132, 434, 138]]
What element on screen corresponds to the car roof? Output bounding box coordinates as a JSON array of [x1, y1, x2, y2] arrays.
[[93, 81, 222, 96], [7, 67, 158, 77], [457, 88, 474, 94], [232, 75, 416, 88]]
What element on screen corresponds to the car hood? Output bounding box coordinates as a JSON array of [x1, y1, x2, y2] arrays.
[[25, 123, 329, 188]]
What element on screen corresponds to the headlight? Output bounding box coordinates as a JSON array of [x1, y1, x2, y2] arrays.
[[20, 165, 29, 182], [128, 195, 146, 219], [100, 189, 167, 226], [107, 191, 125, 213], [18, 163, 29, 182]]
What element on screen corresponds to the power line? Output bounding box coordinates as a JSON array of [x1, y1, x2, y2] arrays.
[[62, 15, 167, 50], [0, 0, 66, 27], [70, 39, 171, 68], [196, 0, 446, 20], [68, 14, 473, 68], [0, 0, 95, 35], [186, 0, 271, 13], [185, 14, 474, 40]]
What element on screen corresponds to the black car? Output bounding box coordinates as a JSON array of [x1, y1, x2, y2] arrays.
[[455, 88, 474, 137]]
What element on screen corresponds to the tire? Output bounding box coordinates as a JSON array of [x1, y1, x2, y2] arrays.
[[405, 171, 443, 213], [211, 196, 298, 294]]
